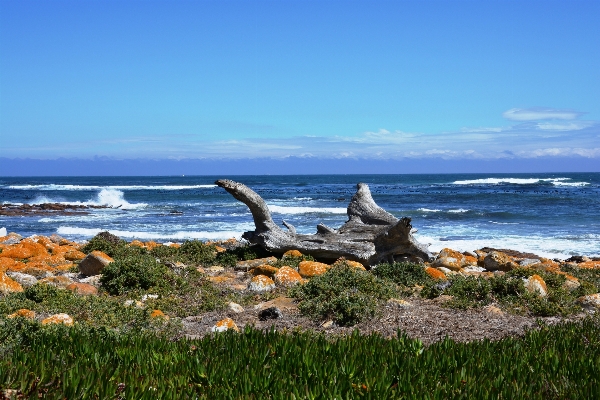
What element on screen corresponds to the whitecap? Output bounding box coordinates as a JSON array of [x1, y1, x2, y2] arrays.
[[268, 205, 347, 214], [417, 208, 442, 213], [452, 177, 589, 186], [29, 189, 146, 210], [7, 184, 216, 191], [56, 227, 243, 241], [448, 209, 469, 213]]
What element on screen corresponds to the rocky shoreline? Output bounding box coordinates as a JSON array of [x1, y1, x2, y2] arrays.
[[1, 231, 599, 344], [0, 203, 111, 217]]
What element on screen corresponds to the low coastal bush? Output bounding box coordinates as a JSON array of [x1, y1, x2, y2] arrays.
[[372, 261, 433, 287], [0, 317, 598, 399], [290, 264, 396, 326], [100, 254, 172, 295], [81, 231, 128, 257]]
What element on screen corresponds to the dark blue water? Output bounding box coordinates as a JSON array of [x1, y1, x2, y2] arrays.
[[1, 173, 599, 258]]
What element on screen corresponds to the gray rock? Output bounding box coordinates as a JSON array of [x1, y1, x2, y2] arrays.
[[80, 275, 102, 287], [235, 257, 278, 271], [228, 302, 245, 313], [78, 252, 113, 276], [6, 272, 38, 288], [519, 258, 540, 267]]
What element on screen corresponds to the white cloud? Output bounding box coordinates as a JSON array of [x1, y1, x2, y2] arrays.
[[536, 121, 596, 131], [503, 107, 585, 121]]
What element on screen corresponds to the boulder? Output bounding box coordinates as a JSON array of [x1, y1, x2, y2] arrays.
[[211, 318, 239, 332], [577, 293, 600, 311], [5, 271, 38, 288], [274, 266, 303, 287], [425, 266, 447, 280], [1, 241, 48, 260], [258, 306, 282, 321], [7, 309, 35, 319], [42, 313, 74, 326], [150, 309, 169, 319], [524, 274, 548, 297], [483, 251, 518, 271], [333, 258, 366, 270], [283, 249, 303, 258], [249, 264, 279, 277], [235, 257, 278, 271], [38, 275, 73, 289], [228, 302, 244, 313], [0, 272, 23, 294], [298, 261, 330, 278], [249, 275, 276, 292], [66, 282, 98, 295], [78, 251, 113, 276]]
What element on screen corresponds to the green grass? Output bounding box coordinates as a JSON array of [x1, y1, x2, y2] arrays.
[[0, 316, 598, 399]]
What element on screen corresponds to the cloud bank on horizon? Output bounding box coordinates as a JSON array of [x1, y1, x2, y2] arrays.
[[1, 1, 599, 169]]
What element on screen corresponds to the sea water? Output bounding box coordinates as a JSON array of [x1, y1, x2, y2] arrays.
[[1, 173, 599, 259]]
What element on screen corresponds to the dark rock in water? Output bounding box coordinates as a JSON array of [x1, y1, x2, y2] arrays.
[[565, 255, 590, 263], [258, 307, 282, 321], [0, 203, 109, 217]]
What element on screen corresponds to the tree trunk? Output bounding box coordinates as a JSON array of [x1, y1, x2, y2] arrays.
[[215, 179, 432, 266]]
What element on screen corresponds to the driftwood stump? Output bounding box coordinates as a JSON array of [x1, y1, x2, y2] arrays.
[[216, 179, 432, 267]]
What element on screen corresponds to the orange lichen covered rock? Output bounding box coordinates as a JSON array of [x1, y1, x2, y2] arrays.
[[274, 266, 303, 287], [463, 255, 478, 266], [283, 249, 303, 258], [78, 251, 113, 276], [0, 257, 24, 273], [235, 257, 278, 271], [524, 274, 548, 297], [579, 261, 600, 269], [208, 275, 236, 284], [169, 243, 181, 248], [62, 248, 86, 261], [212, 317, 239, 332], [249, 264, 279, 277], [130, 240, 145, 248], [483, 251, 518, 271], [425, 266, 447, 280], [333, 258, 366, 270], [150, 309, 169, 319], [0, 272, 24, 294], [7, 309, 35, 319], [28, 253, 68, 267], [19, 263, 55, 278], [249, 275, 276, 292], [39, 276, 74, 288], [215, 245, 227, 253], [298, 261, 331, 278], [42, 313, 74, 326], [66, 282, 98, 295], [1, 241, 48, 260], [577, 293, 600, 310]]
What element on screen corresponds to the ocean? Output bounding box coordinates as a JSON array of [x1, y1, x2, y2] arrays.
[[1, 173, 599, 259]]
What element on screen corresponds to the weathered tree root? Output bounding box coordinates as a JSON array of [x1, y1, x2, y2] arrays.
[[215, 179, 432, 267]]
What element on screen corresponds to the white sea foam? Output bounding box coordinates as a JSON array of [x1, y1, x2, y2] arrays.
[[30, 189, 147, 210], [417, 208, 442, 213], [56, 227, 242, 241], [268, 205, 347, 214], [452, 177, 589, 186], [448, 209, 469, 213], [416, 233, 600, 259], [7, 184, 216, 190]]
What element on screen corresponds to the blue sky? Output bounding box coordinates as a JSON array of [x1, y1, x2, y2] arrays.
[[1, 0, 599, 173]]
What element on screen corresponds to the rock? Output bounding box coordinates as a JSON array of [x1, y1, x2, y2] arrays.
[[578, 261, 600, 269], [1, 241, 48, 259], [207, 265, 225, 273], [124, 300, 145, 309], [215, 245, 227, 253], [249, 275, 276, 292], [298, 261, 331, 278], [42, 313, 74, 326], [19, 264, 55, 279], [0, 272, 23, 294], [432, 256, 463, 272], [283, 249, 303, 258], [249, 264, 279, 277], [577, 293, 600, 311], [484, 251, 518, 271], [258, 306, 282, 321], [0, 232, 22, 245], [519, 258, 541, 267], [333, 258, 366, 270], [425, 266, 447, 280], [66, 282, 98, 295], [80, 274, 102, 287], [321, 320, 334, 328], [5, 271, 38, 287], [78, 251, 113, 276], [562, 275, 581, 291], [7, 308, 35, 319], [462, 266, 486, 273], [483, 305, 504, 315], [208, 274, 236, 284], [150, 309, 169, 319], [141, 294, 159, 302], [387, 298, 412, 307], [524, 274, 548, 297], [228, 302, 244, 313], [211, 318, 239, 332], [235, 257, 278, 271], [62, 248, 86, 261], [254, 296, 298, 312], [274, 266, 303, 287], [38, 275, 73, 288]]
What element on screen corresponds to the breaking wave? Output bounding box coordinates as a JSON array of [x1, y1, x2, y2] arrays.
[[452, 177, 589, 186]]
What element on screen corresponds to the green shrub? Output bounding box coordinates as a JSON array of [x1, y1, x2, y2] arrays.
[[24, 283, 60, 303], [81, 231, 128, 257], [372, 262, 433, 287], [290, 265, 396, 326], [271, 254, 314, 269], [177, 240, 217, 266], [100, 254, 172, 295], [150, 244, 180, 261]]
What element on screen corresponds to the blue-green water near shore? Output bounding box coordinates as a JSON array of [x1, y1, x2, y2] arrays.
[[1, 173, 599, 258]]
